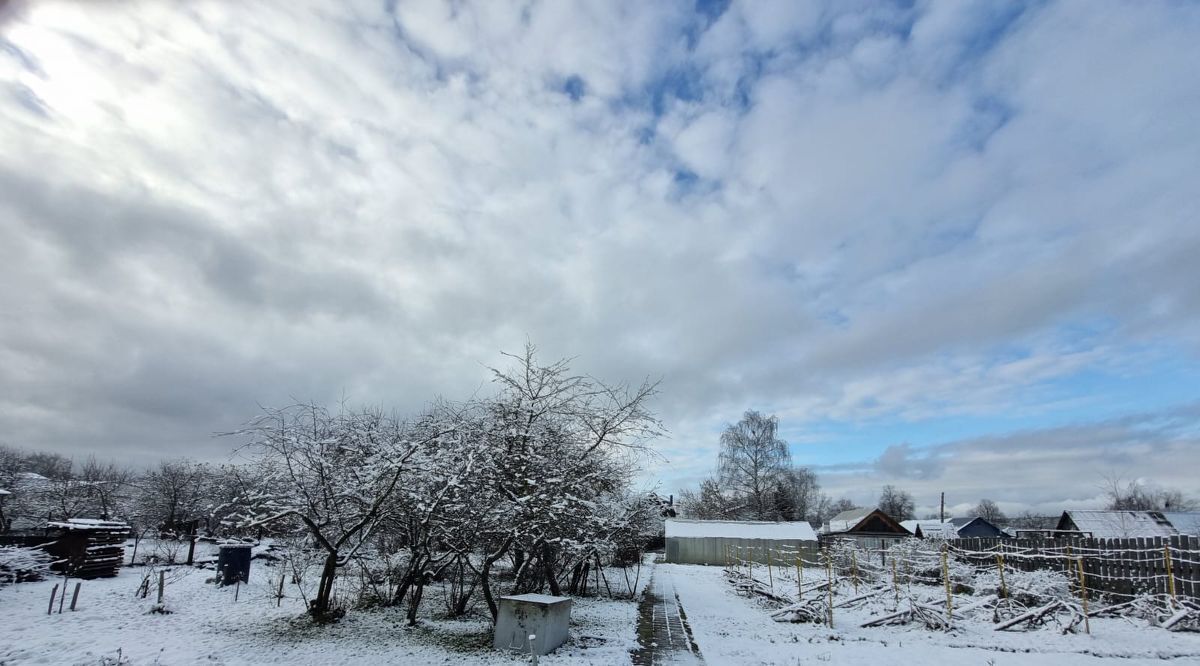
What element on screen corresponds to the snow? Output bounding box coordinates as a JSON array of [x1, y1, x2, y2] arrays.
[[666, 563, 1200, 665], [504, 593, 571, 605], [4, 542, 1198, 664], [900, 519, 956, 539], [666, 519, 817, 541], [824, 508, 874, 532], [1163, 512, 1200, 536], [1063, 511, 1178, 538], [46, 518, 130, 530], [0, 546, 653, 665]]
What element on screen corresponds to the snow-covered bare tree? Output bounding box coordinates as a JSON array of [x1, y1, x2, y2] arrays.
[[678, 476, 737, 519], [228, 404, 452, 621], [969, 499, 1007, 524], [772, 466, 823, 522], [447, 344, 662, 622], [1101, 473, 1198, 511], [717, 410, 791, 520], [78, 457, 133, 520], [878, 485, 915, 521], [137, 460, 209, 533]]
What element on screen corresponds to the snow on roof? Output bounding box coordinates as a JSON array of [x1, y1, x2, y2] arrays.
[[823, 507, 872, 533], [501, 593, 570, 605], [0, 488, 10, 495], [665, 518, 818, 541], [46, 518, 131, 531], [900, 519, 956, 538], [1163, 512, 1200, 536], [1063, 510, 1177, 539]]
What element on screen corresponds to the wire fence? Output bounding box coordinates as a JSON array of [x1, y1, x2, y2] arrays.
[[720, 534, 1200, 632]]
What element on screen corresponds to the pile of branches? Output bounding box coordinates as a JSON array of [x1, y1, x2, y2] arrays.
[[725, 568, 832, 624], [0, 545, 53, 585], [994, 599, 1087, 634], [1090, 595, 1200, 633]]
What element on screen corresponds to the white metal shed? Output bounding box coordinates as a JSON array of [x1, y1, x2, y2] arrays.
[[664, 519, 818, 565]]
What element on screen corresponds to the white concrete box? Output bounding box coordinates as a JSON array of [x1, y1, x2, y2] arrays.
[[493, 593, 572, 656]]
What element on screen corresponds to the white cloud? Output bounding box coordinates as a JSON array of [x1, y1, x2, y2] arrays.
[[0, 0, 1197, 508]]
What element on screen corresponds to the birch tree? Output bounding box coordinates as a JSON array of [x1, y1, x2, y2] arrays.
[[717, 410, 790, 520]]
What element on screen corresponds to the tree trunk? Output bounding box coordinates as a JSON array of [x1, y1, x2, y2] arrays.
[[391, 552, 423, 607], [568, 561, 585, 593], [406, 577, 424, 626], [311, 551, 340, 621], [542, 542, 562, 596], [480, 537, 513, 623]]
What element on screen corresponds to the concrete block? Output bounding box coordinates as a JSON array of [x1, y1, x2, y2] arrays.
[[493, 593, 572, 656]]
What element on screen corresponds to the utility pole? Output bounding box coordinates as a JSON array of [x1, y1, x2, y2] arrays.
[[940, 492, 945, 522]]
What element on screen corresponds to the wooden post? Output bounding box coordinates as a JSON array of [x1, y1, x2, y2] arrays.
[[748, 547, 754, 587], [892, 557, 898, 605], [47, 584, 58, 615], [235, 580, 241, 602], [796, 552, 803, 601], [1075, 557, 1090, 634], [766, 546, 774, 593], [825, 550, 834, 628], [851, 551, 859, 594], [58, 573, 68, 613], [996, 554, 1007, 599], [157, 570, 165, 605], [70, 582, 82, 611], [1065, 544, 1073, 593], [1164, 544, 1176, 603], [277, 571, 286, 608], [942, 544, 953, 620]]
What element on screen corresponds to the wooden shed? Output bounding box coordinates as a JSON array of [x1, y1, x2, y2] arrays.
[[1055, 510, 1177, 539], [664, 519, 818, 565], [43, 519, 130, 578]]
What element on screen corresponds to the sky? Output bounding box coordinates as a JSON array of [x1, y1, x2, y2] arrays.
[[1, 0, 1198, 517]]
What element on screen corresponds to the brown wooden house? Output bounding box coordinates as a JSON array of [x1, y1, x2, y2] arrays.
[[820, 507, 912, 550]]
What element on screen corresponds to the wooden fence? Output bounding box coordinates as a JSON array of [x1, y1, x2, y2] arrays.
[[949, 535, 1200, 601]]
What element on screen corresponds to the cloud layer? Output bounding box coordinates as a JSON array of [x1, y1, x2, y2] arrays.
[[1, 1, 1198, 511]]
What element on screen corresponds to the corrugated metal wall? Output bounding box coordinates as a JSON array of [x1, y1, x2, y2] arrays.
[[665, 536, 818, 565]]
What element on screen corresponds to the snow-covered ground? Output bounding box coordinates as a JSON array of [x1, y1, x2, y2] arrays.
[[5, 553, 1200, 665], [666, 563, 1200, 665], [0, 557, 644, 665]]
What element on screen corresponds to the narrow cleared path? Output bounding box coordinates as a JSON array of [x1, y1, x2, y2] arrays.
[[631, 565, 704, 665]]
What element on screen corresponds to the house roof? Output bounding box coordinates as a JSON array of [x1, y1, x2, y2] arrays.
[[665, 518, 817, 541], [900, 519, 956, 538], [1163, 512, 1200, 536], [1059, 510, 1178, 539], [825, 508, 874, 533], [824, 508, 911, 535]]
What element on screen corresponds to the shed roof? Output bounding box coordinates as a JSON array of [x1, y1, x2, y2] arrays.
[[665, 518, 817, 541], [46, 518, 131, 531], [1163, 512, 1200, 536], [1059, 510, 1177, 538]]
